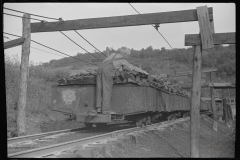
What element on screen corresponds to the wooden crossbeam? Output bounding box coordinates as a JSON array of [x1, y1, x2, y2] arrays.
[[185, 32, 235, 46], [182, 83, 236, 89], [209, 82, 235, 89], [196, 6, 214, 49], [4, 37, 25, 49], [31, 8, 213, 33], [169, 68, 217, 77], [181, 84, 209, 89]]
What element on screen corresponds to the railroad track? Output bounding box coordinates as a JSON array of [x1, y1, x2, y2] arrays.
[[8, 127, 82, 146], [8, 117, 189, 158], [8, 120, 131, 146]]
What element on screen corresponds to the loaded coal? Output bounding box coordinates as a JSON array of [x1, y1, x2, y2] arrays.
[[58, 69, 191, 97]]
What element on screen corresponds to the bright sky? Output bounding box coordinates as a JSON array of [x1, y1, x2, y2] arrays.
[[3, 3, 235, 64]]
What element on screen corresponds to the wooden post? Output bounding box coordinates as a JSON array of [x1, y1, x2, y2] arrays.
[[208, 7, 218, 131], [17, 14, 31, 135], [222, 89, 232, 127], [190, 45, 202, 158], [190, 6, 214, 157], [210, 72, 218, 130]]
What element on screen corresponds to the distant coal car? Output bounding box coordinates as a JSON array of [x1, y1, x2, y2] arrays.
[[51, 81, 211, 127]]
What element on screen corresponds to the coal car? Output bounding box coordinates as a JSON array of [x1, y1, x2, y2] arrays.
[[51, 73, 211, 127]]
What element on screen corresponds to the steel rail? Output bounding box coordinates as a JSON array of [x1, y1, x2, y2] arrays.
[[8, 117, 189, 158], [8, 127, 82, 145], [8, 120, 131, 145]]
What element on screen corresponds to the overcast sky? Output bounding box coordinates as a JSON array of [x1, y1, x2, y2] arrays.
[[3, 3, 235, 64]]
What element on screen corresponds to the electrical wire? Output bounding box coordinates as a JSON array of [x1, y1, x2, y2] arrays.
[[30, 46, 65, 58], [59, 31, 102, 60], [3, 13, 44, 22], [37, 4, 107, 57], [5, 34, 76, 58], [4, 7, 60, 21], [74, 30, 106, 57], [4, 36, 10, 39], [45, 4, 139, 49], [128, 3, 173, 49], [3, 32, 96, 66], [3, 32, 21, 38], [31, 39, 96, 65]]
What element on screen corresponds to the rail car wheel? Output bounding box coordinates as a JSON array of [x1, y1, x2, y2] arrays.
[[151, 115, 157, 123], [146, 116, 152, 125], [142, 117, 147, 126], [136, 119, 143, 127], [84, 123, 93, 128]]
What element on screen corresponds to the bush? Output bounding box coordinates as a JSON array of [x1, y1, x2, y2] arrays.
[[5, 54, 71, 133]]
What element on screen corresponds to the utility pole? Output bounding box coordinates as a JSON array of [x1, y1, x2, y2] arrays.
[[190, 45, 202, 157], [17, 14, 31, 135], [191, 6, 214, 158]]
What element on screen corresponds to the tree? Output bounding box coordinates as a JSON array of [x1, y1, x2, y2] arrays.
[[161, 47, 166, 53]]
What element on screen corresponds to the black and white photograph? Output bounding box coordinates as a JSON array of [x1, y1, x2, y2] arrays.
[[5, 2, 235, 158]]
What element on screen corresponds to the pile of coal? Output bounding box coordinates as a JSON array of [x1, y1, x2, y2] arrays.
[[58, 69, 190, 97]]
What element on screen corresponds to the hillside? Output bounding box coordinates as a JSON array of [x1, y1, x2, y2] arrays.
[[42, 44, 235, 85]]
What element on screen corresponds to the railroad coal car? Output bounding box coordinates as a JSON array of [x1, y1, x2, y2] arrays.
[[51, 82, 211, 127]]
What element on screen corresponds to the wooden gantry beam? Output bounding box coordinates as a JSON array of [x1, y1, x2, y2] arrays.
[[197, 6, 214, 49], [184, 5, 235, 158], [190, 6, 214, 158], [168, 68, 217, 77], [185, 32, 235, 46], [209, 82, 235, 89], [31, 8, 213, 33], [4, 37, 25, 49], [181, 84, 209, 89]]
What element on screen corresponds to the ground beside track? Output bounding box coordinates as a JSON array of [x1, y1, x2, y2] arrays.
[[8, 122, 136, 154], [104, 115, 235, 158]]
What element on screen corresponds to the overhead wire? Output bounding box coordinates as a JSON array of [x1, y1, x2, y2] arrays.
[[3, 13, 44, 22], [51, 4, 140, 49], [59, 31, 102, 60], [3, 32, 97, 66], [30, 47, 65, 58], [4, 5, 142, 62], [128, 3, 173, 49], [3, 7, 102, 63], [74, 30, 106, 57], [38, 4, 107, 57], [3, 7, 60, 21], [31, 39, 96, 66], [5, 35, 68, 58]]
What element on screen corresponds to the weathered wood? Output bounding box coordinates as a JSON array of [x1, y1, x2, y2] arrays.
[[17, 14, 31, 135], [190, 45, 202, 158], [181, 84, 209, 89], [222, 90, 233, 127], [197, 6, 214, 49], [4, 37, 25, 49], [222, 98, 233, 127], [209, 82, 235, 89], [31, 8, 213, 33], [170, 67, 217, 77], [185, 32, 235, 46], [210, 72, 217, 131], [208, 16, 218, 131]]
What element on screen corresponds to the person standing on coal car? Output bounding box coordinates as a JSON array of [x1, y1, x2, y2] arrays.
[[96, 47, 148, 114]]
